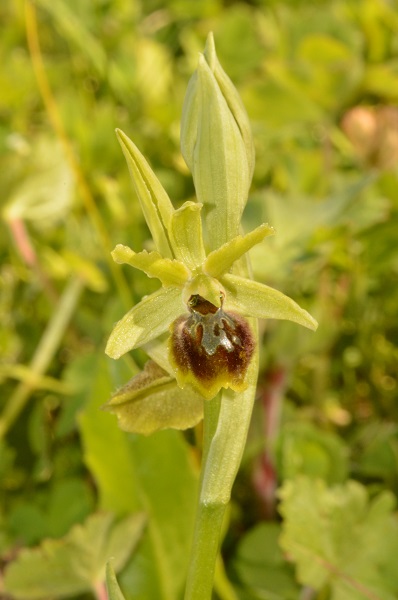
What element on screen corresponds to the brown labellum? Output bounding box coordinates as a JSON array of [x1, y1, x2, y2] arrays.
[[169, 294, 255, 399]]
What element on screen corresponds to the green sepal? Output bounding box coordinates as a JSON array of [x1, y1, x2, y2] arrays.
[[204, 32, 255, 181], [204, 223, 274, 278], [116, 129, 174, 258], [111, 244, 190, 287], [169, 201, 206, 269], [222, 273, 318, 331], [106, 562, 126, 600], [103, 360, 204, 434], [105, 287, 183, 359], [181, 53, 251, 250]]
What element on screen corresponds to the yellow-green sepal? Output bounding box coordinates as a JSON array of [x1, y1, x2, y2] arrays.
[[102, 361, 204, 434], [222, 273, 318, 331], [105, 286, 183, 359], [116, 129, 174, 258], [111, 244, 190, 287]]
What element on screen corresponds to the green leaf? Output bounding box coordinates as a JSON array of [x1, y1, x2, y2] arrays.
[[222, 273, 318, 331], [169, 201, 206, 269], [79, 355, 199, 600], [181, 46, 251, 250], [204, 223, 274, 278], [103, 360, 204, 434], [116, 129, 175, 258], [279, 477, 398, 600], [276, 422, 348, 484], [105, 286, 182, 359], [3, 512, 146, 600], [106, 562, 127, 600], [231, 522, 299, 600], [111, 244, 189, 287]]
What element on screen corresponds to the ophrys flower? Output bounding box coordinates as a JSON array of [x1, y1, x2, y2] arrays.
[[105, 131, 317, 399]]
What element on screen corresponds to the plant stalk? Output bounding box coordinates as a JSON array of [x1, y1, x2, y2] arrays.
[[184, 324, 259, 600]]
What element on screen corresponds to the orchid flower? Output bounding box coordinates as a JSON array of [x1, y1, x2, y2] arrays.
[[104, 33, 318, 600], [104, 36, 317, 437]]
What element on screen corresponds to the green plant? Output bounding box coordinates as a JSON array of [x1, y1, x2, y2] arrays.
[[103, 33, 317, 600]]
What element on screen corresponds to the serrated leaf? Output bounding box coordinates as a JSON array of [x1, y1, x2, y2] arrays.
[[3, 512, 146, 600], [231, 522, 299, 600], [279, 477, 398, 600]]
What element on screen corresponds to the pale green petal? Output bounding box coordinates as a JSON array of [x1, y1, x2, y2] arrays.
[[105, 287, 183, 359], [222, 273, 318, 331], [103, 361, 204, 435], [116, 129, 174, 258], [181, 55, 250, 250], [111, 244, 189, 287], [204, 32, 255, 181], [204, 223, 274, 278], [169, 201, 206, 269]]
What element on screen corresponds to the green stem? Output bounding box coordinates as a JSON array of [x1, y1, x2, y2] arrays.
[[184, 323, 259, 600]]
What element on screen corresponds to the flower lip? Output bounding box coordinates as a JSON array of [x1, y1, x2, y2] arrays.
[[169, 294, 255, 399]]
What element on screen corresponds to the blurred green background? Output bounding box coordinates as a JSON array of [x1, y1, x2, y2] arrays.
[[1, 1, 398, 599]]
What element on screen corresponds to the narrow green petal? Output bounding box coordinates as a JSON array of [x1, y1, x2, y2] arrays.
[[105, 287, 183, 359], [169, 201, 206, 269], [204, 32, 255, 181], [204, 223, 274, 278], [111, 244, 189, 287], [222, 273, 318, 331], [116, 129, 174, 258]]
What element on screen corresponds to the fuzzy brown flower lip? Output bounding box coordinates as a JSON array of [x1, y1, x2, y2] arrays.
[[169, 294, 255, 399]]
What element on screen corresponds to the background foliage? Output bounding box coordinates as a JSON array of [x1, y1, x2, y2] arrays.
[[1, 1, 398, 599]]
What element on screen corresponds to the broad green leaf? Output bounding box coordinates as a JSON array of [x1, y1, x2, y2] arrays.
[[169, 201, 206, 269], [3, 512, 146, 600], [231, 522, 299, 600], [111, 244, 189, 287], [79, 355, 198, 600], [106, 562, 126, 600], [103, 360, 204, 434], [105, 286, 182, 359], [222, 273, 318, 331], [181, 51, 250, 250], [276, 422, 348, 484], [116, 129, 175, 258], [279, 477, 398, 600], [204, 223, 274, 278]]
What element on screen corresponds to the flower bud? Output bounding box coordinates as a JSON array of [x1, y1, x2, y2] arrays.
[[180, 33, 254, 251]]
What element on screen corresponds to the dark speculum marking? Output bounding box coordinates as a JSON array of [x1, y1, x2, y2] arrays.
[[169, 294, 255, 398]]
